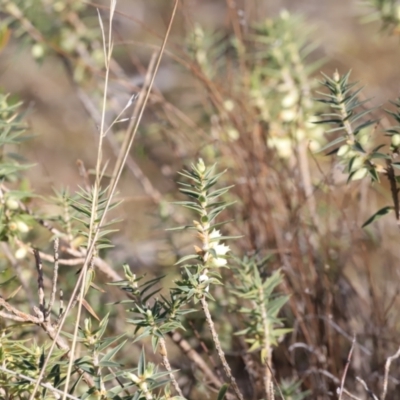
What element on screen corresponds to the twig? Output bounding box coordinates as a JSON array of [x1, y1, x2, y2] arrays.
[[343, 390, 363, 400], [159, 337, 184, 397], [0, 310, 34, 323], [265, 362, 285, 400], [0, 365, 80, 400], [268, 380, 275, 400], [47, 238, 60, 321], [0, 297, 41, 323], [201, 296, 244, 400], [170, 330, 223, 388], [385, 160, 400, 226], [259, 286, 272, 399], [0, 297, 94, 388], [381, 346, 400, 400], [59, 288, 64, 316], [356, 377, 379, 400], [338, 335, 356, 400], [108, 52, 157, 195], [33, 249, 46, 317], [188, 319, 223, 381]]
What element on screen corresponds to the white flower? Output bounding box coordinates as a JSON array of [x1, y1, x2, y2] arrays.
[[208, 230, 230, 267], [213, 243, 230, 256], [15, 247, 27, 259], [209, 229, 222, 240], [268, 136, 293, 159], [281, 91, 299, 108], [279, 109, 296, 122], [199, 272, 209, 292], [211, 255, 228, 268]]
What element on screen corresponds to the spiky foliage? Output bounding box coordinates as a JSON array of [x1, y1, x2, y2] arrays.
[[2, 0, 102, 82], [70, 186, 120, 251], [315, 71, 400, 227], [363, 0, 400, 32], [232, 256, 290, 359], [122, 350, 179, 400], [279, 379, 311, 400], [0, 333, 67, 398], [315, 71, 384, 182], [110, 264, 189, 352], [251, 10, 324, 157], [173, 159, 236, 301], [0, 94, 34, 244], [230, 255, 291, 398]]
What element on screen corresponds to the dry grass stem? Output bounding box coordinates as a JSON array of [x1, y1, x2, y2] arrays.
[[356, 377, 379, 400], [381, 346, 400, 400], [338, 335, 356, 400]]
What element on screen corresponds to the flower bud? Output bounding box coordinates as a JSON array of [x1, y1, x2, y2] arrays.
[[32, 43, 45, 59], [15, 247, 27, 259], [196, 158, 206, 173], [337, 145, 350, 157], [125, 372, 140, 383], [16, 221, 29, 233], [281, 91, 299, 108], [6, 198, 19, 210], [350, 156, 364, 171], [8, 222, 17, 231], [392, 134, 400, 147], [351, 167, 368, 181]]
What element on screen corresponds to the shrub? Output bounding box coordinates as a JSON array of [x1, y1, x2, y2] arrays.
[[1, 0, 400, 399]]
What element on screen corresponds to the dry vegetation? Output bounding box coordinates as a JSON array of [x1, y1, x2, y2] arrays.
[[2, 0, 400, 399]]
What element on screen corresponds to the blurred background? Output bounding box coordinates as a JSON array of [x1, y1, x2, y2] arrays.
[[2, 0, 400, 398]]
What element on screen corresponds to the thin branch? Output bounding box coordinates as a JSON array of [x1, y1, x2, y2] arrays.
[[201, 296, 244, 400], [0, 297, 94, 388], [188, 319, 223, 381], [0, 365, 80, 400], [0, 310, 33, 323], [385, 160, 400, 227], [169, 330, 223, 388], [108, 52, 157, 195], [0, 295, 41, 324], [265, 361, 285, 400], [258, 287, 272, 399], [343, 389, 363, 400], [338, 335, 356, 400], [356, 377, 379, 400], [33, 249, 46, 316], [381, 346, 400, 400], [159, 337, 184, 397], [47, 237, 60, 320]]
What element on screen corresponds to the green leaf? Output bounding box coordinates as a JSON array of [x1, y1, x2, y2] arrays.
[[176, 254, 199, 265], [217, 383, 229, 400], [138, 348, 146, 376], [370, 152, 390, 160], [362, 206, 394, 228], [100, 340, 127, 365], [315, 136, 346, 154]]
